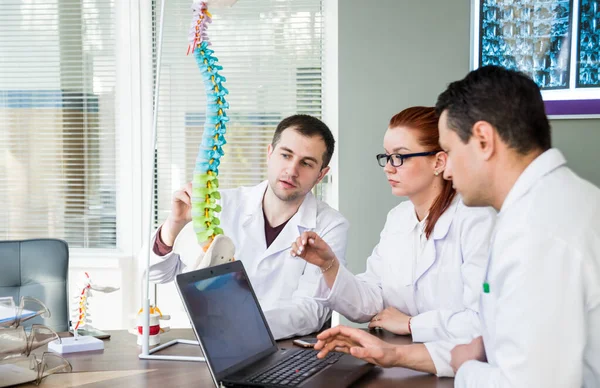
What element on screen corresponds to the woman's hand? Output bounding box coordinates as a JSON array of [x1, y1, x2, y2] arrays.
[[290, 231, 340, 287], [290, 231, 336, 268], [368, 307, 412, 335]]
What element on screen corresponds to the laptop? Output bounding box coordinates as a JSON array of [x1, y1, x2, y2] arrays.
[[175, 260, 374, 387]]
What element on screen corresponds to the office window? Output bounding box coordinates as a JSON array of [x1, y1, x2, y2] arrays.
[[153, 0, 325, 227], [0, 0, 117, 248]]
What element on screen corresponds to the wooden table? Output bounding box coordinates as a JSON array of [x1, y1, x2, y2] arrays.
[[21, 329, 453, 387]]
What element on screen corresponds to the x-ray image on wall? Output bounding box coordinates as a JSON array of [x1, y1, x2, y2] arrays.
[[578, 0, 600, 87], [479, 0, 573, 90]]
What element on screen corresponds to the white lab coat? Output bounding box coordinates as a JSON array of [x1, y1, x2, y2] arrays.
[[314, 195, 496, 376], [147, 181, 349, 340], [455, 149, 600, 387]]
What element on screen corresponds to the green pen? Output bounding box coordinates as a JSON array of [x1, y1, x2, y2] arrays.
[[483, 282, 490, 293]]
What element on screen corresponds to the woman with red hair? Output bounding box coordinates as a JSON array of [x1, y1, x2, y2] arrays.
[[291, 106, 496, 376]]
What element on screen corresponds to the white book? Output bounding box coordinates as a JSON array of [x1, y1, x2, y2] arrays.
[[0, 305, 36, 324]]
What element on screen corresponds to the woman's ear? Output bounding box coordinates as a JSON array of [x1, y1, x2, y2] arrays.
[[434, 151, 447, 175]]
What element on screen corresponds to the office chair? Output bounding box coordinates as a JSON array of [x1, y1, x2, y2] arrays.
[[0, 239, 69, 331]]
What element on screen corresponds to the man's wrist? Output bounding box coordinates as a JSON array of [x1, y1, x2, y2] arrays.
[[162, 217, 188, 246], [393, 345, 406, 368], [154, 225, 174, 255]]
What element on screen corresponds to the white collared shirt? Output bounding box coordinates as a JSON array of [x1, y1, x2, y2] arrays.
[[415, 213, 429, 251], [413, 214, 428, 284], [146, 181, 349, 340], [314, 195, 496, 376], [455, 149, 600, 387]]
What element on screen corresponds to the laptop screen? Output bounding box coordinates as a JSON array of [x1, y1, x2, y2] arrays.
[[180, 268, 276, 375]]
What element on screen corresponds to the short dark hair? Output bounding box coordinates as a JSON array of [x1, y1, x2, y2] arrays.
[[271, 114, 335, 168], [435, 65, 551, 154]]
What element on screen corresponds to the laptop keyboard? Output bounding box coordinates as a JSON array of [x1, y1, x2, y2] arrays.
[[247, 349, 344, 386]]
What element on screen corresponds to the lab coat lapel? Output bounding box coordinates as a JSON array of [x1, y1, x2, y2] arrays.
[[413, 197, 460, 283], [240, 181, 268, 261]]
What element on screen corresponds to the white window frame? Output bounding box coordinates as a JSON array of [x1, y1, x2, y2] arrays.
[[69, 0, 154, 267]]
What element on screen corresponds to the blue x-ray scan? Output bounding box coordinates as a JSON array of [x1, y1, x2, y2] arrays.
[[479, 0, 573, 90], [578, 0, 600, 87]]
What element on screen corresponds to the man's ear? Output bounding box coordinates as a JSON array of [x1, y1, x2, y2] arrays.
[[434, 151, 447, 175], [316, 166, 330, 184], [471, 121, 495, 160], [267, 143, 273, 161]]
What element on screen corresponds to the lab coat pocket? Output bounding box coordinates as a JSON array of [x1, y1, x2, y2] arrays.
[[282, 253, 309, 275]]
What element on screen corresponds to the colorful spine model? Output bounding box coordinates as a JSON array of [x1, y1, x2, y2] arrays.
[[188, 1, 229, 250]]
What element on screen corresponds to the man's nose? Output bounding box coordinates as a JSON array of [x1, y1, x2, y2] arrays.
[[285, 160, 300, 177]]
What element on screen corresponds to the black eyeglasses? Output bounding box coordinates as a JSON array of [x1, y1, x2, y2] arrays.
[[376, 151, 441, 167]]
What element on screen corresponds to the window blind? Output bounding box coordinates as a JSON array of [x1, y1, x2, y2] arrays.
[[0, 0, 117, 248], [153, 0, 325, 227]]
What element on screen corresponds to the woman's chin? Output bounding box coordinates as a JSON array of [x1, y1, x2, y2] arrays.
[[390, 186, 409, 197]]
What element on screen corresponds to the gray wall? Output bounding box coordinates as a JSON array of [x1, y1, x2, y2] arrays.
[[552, 119, 600, 185], [337, 0, 600, 280]]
